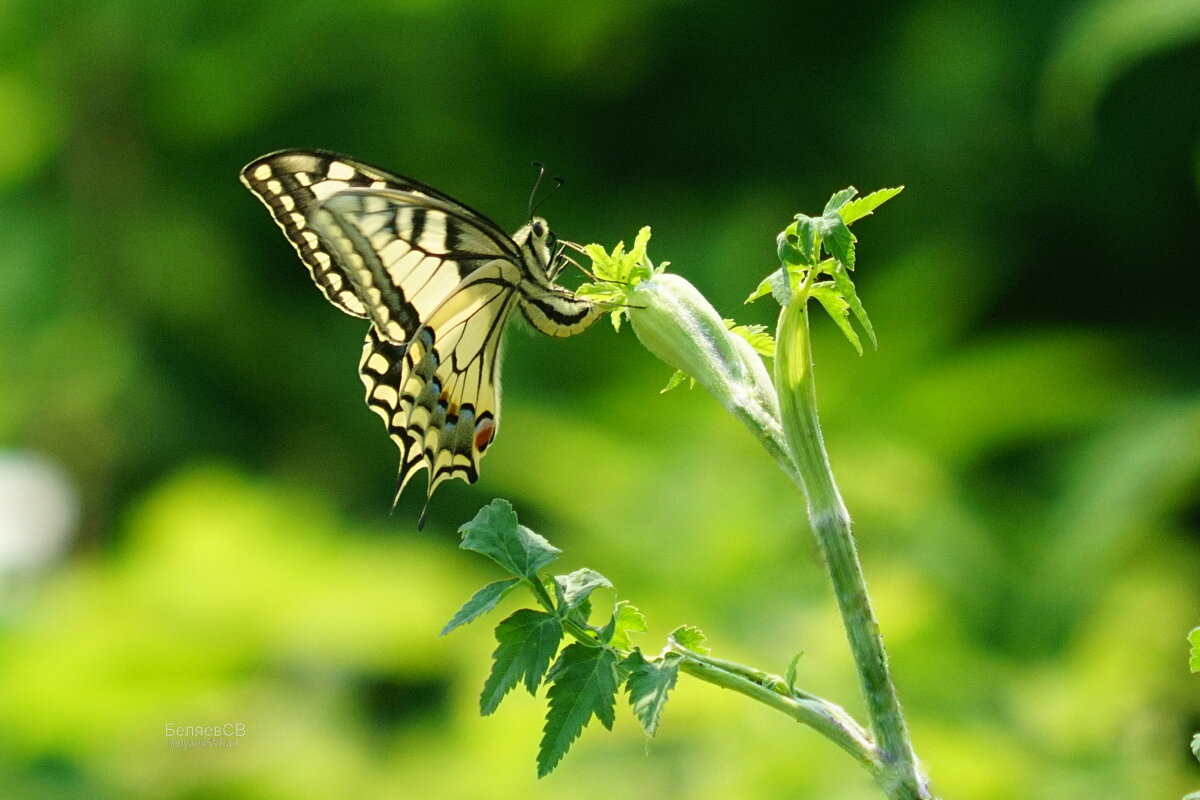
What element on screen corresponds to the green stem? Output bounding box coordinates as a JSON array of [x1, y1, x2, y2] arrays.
[[775, 300, 930, 800], [528, 571, 880, 773], [674, 651, 881, 772]]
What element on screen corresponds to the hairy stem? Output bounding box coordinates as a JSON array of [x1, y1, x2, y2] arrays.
[[775, 300, 930, 800]]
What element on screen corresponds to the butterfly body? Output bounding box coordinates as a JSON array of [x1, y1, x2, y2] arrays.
[[240, 150, 600, 523]]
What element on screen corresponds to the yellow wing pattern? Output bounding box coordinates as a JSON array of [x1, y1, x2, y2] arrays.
[[240, 149, 599, 526]]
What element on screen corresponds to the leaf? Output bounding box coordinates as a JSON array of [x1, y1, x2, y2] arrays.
[[793, 216, 819, 265], [440, 578, 520, 636], [555, 568, 612, 613], [669, 625, 710, 654], [819, 215, 856, 270], [726, 320, 775, 358], [584, 226, 654, 285], [480, 609, 564, 714], [810, 283, 863, 355], [609, 601, 648, 651], [784, 651, 803, 694], [746, 271, 776, 304], [823, 186, 858, 215], [537, 643, 621, 777], [623, 650, 681, 736], [459, 499, 560, 579], [829, 261, 876, 349], [660, 369, 694, 394], [1192, 732, 1200, 762], [1190, 627, 1200, 672], [838, 186, 904, 225], [776, 228, 807, 267]]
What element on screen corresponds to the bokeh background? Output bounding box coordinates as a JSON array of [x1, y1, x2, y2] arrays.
[[2, 0, 1199, 798]]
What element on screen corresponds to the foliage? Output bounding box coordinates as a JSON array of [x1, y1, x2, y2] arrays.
[[446, 499, 686, 776]]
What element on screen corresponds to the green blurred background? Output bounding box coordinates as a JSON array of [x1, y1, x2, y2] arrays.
[[1, 0, 1199, 797]]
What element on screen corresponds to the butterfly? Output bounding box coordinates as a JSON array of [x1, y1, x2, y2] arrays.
[[240, 150, 602, 527]]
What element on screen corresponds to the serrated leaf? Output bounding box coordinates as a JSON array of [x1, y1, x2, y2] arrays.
[[1190, 627, 1200, 672], [609, 602, 648, 651], [746, 271, 777, 304], [537, 643, 620, 777], [555, 568, 612, 613], [459, 499, 560, 578], [726, 320, 775, 358], [823, 186, 858, 215], [480, 609, 564, 715], [441, 578, 521, 636], [747, 267, 795, 307], [819, 216, 856, 270], [793, 216, 819, 265], [623, 650, 681, 736], [838, 186, 904, 225], [810, 283, 863, 355], [669, 625, 710, 654], [829, 261, 876, 349]]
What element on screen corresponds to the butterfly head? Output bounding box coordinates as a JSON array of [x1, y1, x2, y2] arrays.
[[515, 216, 566, 280]]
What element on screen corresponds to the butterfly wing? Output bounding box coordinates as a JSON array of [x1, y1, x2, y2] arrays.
[[358, 261, 518, 509], [239, 149, 517, 318], [302, 183, 528, 519]]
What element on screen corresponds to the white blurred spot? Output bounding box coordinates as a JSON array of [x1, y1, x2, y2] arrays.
[[0, 451, 78, 571]]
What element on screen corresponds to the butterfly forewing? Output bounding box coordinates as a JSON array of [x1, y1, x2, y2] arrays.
[[308, 189, 511, 342]]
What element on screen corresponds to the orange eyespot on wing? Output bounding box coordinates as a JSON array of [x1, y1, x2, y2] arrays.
[[474, 415, 496, 452]]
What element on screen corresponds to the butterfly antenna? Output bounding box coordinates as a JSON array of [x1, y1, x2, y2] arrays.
[[528, 161, 565, 219], [528, 162, 546, 219]]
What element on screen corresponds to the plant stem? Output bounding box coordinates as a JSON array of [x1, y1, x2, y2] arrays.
[[774, 300, 930, 800], [672, 646, 882, 772]]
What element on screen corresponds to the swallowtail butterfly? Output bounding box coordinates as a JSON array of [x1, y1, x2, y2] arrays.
[[240, 150, 601, 527]]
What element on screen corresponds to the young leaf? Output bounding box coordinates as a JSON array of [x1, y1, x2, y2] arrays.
[[537, 643, 621, 777], [726, 320, 775, 358], [555, 568, 612, 613], [784, 651, 803, 694], [660, 369, 694, 393], [819, 216, 857, 270], [776, 229, 807, 267], [480, 609, 564, 715], [746, 271, 777, 304], [609, 601, 648, 651], [623, 650, 681, 736], [838, 186, 904, 225], [459, 499, 560, 578], [823, 186, 858, 215], [793, 216, 819, 265], [809, 283, 863, 355], [669, 625, 710, 654], [829, 261, 877, 349], [1192, 732, 1200, 762], [1190, 627, 1200, 672], [441, 578, 521, 636]]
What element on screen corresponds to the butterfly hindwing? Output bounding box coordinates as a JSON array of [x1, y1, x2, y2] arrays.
[[358, 262, 518, 500]]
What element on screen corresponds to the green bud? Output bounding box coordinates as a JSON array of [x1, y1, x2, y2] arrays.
[[628, 273, 794, 475]]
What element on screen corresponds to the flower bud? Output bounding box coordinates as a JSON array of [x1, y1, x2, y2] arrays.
[[628, 273, 793, 473]]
